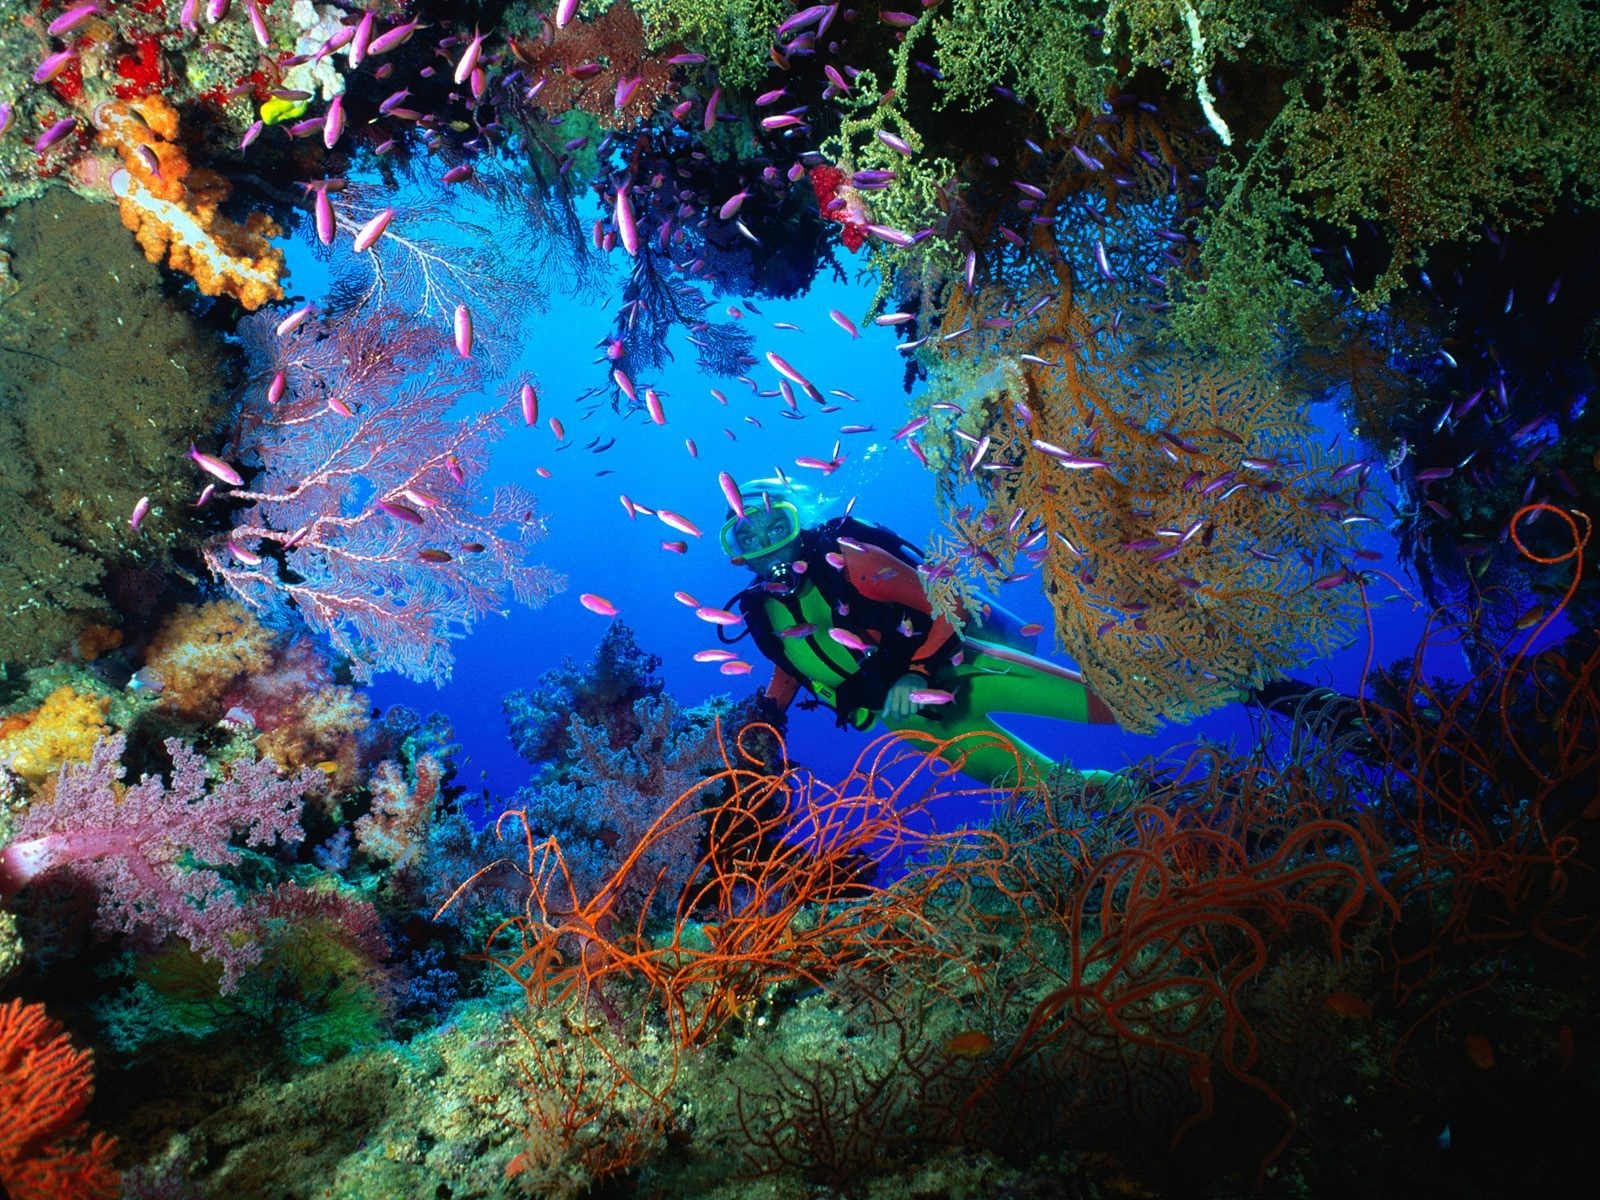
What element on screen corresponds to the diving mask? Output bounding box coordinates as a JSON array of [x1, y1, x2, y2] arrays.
[[720, 500, 801, 561]]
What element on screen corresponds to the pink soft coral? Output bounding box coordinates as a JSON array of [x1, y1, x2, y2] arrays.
[[0, 734, 312, 991]]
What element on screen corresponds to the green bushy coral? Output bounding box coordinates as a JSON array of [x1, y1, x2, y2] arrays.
[[100, 884, 390, 1067], [633, 0, 790, 91], [0, 191, 227, 667]]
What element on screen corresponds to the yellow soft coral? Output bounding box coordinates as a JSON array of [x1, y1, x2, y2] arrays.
[[94, 94, 286, 310], [142, 601, 275, 721], [0, 687, 111, 787], [257, 685, 371, 795]]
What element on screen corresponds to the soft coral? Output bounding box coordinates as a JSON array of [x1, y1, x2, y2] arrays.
[[0, 734, 312, 991], [0, 998, 119, 1200]]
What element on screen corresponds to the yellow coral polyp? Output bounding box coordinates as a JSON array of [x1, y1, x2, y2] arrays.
[[94, 95, 286, 311], [142, 601, 275, 721], [0, 687, 112, 787]]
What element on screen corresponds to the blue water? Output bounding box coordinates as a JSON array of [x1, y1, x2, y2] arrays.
[[270, 185, 1440, 816]]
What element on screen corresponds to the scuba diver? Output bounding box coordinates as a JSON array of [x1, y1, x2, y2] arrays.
[[716, 478, 1363, 791], [717, 478, 1126, 791]]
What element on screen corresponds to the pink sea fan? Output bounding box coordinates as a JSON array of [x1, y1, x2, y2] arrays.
[[206, 306, 564, 684], [0, 734, 312, 992]]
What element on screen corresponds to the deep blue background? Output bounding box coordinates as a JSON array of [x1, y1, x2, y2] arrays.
[[281, 185, 1437, 817]]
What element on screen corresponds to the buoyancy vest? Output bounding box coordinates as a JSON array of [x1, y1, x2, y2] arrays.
[[729, 518, 938, 729]]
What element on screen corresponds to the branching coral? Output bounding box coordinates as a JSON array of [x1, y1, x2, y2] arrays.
[[0, 998, 120, 1200]]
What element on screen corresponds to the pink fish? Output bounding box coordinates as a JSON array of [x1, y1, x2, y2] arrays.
[[613, 368, 637, 402], [685, 438, 698, 458], [520, 383, 538, 425], [828, 628, 870, 652], [658, 509, 703, 538], [1019, 622, 1045, 637], [48, 4, 101, 37], [720, 660, 752, 675], [615, 186, 638, 256], [366, 16, 423, 56], [580, 593, 618, 617], [549, 416, 566, 440], [661, 540, 687, 553], [454, 304, 473, 357], [719, 191, 750, 220], [194, 483, 215, 508], [33, 49, 77, 85], [829, 309, 859, 338], [265, 370, 287, 404], [348, 10, 375, 65], [907, 689, 954, 706], [695, 605, 742, 626], [718, 471, 745, 516], [694, 649, 737, 662], [876, 129, 913, 156], [376, 498, 424, 525], [454, 31, 485, 85], [674, 590, 699, 607], [352, 207, 395, 252], [556, 0, 580, 28], [703, 86, 722, 131], [402, 488, 439, 509], [322, 95, 345, 149], [129, 495, 151, 531], [446, 454, 465, 484], [645, 389, 666, 424], [187, 443, 243, 486], [313, 188, 335, 245], [778, 624, 816, 639], [275, 304, 314, 337], [34, 117, 77, 153], [228, 539, 262, 566], [327, 395, 353, 417]]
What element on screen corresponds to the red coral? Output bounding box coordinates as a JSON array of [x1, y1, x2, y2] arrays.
[[809, 165, 867, 252], [0, 999, 120, 1200], [113, 35, 167, 101]]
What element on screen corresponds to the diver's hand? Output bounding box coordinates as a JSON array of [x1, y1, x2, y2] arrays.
[[881, 672, 930, 722]]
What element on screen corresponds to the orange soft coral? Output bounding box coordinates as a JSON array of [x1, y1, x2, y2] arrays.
[[0, 687, 112, 788], [0, 999, 120, 1200], [142, 600, 275, 721], [93, 94, 285, 310]]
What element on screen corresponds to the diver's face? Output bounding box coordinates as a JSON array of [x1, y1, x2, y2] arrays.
[[725, 505, 800, 575]]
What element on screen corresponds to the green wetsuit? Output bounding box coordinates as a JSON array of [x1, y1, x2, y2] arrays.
[[740, 524, 1118, 791]]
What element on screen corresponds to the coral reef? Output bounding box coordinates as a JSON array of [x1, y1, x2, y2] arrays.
[[0, 190, 225, 668], [0, 998, 120, 1200], [0, 734, 313, 991], [0, 685, 112, 788], [95, 94, 286, 310]]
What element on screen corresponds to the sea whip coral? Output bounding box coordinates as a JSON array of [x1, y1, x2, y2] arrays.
[[93, 94, 285, 309]]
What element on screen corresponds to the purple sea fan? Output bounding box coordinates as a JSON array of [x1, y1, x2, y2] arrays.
[[0, 734, 312, 991], [208, 307, 564, 684]]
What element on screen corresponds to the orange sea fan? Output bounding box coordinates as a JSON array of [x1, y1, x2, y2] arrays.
[[0, 998, 120, 1200]]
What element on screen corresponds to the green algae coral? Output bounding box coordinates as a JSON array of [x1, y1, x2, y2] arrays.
[[632, 0, 790, 90], [0, 191, 226, 668]]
